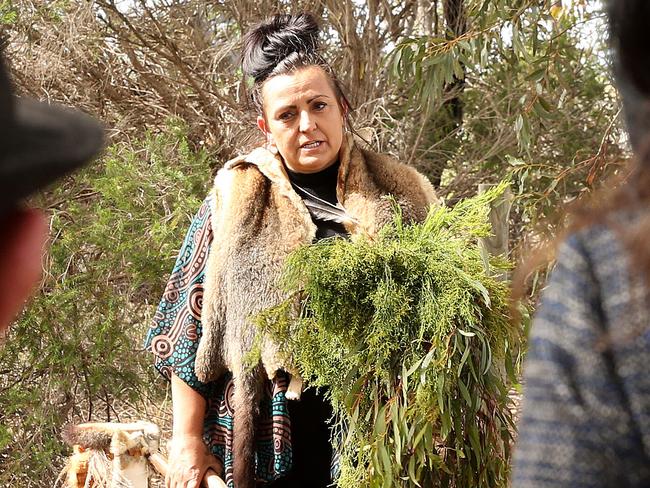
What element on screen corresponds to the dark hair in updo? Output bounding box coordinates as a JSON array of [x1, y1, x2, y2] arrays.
[[241, 13, 352, 117]]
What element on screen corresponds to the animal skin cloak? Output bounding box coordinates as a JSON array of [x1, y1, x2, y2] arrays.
[[195, 134, 437, 488]]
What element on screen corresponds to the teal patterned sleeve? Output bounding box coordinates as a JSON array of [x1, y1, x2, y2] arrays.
[[143, 194, 294, 486], [143, 195, 214, 396]]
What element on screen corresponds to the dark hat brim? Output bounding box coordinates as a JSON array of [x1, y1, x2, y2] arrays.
[[0, 97, 105, 215]]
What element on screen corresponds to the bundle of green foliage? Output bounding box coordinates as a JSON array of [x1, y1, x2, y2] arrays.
[[257, 184, 519, 487]]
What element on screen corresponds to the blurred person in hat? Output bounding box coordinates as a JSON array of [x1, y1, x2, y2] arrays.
[[0, 47, 104, 336], [512, 1, 650, 486]]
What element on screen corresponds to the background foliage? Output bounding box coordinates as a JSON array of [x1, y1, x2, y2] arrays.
[[0, 0, 628, 485], [0, 120, 208, 484]]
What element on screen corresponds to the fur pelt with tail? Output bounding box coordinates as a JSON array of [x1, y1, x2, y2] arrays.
[[59, 422, 160, 488], [195, 134, 438, 487]]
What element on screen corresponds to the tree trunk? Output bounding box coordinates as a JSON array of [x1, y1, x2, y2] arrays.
[[430, 0, 467, 188]]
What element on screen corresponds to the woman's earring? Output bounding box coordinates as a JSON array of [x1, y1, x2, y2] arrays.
[[266, 139, 278, 155]]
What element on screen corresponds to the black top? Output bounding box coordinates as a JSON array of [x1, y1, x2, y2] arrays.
[[286, 161, 349, 240], [279, 163, 342, 485]]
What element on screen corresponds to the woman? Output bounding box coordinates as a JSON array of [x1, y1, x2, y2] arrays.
[[513, 1, 650, 486], [144, 13, 437, 488]]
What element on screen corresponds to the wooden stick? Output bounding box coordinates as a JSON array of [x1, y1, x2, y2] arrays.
[[203, 470, 227, 488], [147, 451, 227, 488], [148, 451, 169, 478], [478, 183, 513, 281]]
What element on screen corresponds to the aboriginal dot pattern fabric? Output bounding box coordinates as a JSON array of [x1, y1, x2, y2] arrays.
[[143, 196, 292, 486]]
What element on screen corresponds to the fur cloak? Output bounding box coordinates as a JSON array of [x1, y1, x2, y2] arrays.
[[195, 134, 437, 487]]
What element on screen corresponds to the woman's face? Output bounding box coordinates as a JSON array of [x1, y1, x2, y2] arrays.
[[257, 66, 346, 174]]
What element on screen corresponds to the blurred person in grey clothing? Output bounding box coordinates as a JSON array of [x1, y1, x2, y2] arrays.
[[513, 1, 650, 486], [0, 46, 103, 336]]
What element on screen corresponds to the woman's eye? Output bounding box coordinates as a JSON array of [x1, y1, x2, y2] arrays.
[[279, 112, 294, 121], [314, 102, 327, 110]]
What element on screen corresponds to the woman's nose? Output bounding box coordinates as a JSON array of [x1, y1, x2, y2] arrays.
[[299, 111, 316, 132]]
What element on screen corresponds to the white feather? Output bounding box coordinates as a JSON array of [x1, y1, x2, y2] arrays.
[[292, 183, 358, 225]]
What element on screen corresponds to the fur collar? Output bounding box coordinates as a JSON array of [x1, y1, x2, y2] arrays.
[[194, 134, 437, 488]]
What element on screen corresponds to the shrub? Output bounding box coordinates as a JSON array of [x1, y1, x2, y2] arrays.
[[0, 120, 211, 485]]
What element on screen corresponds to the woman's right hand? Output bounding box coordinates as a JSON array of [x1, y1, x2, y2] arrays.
[[165, 435, 223, 488]]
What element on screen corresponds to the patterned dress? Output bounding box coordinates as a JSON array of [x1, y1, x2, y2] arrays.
[[143, 195, 293, 486]]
